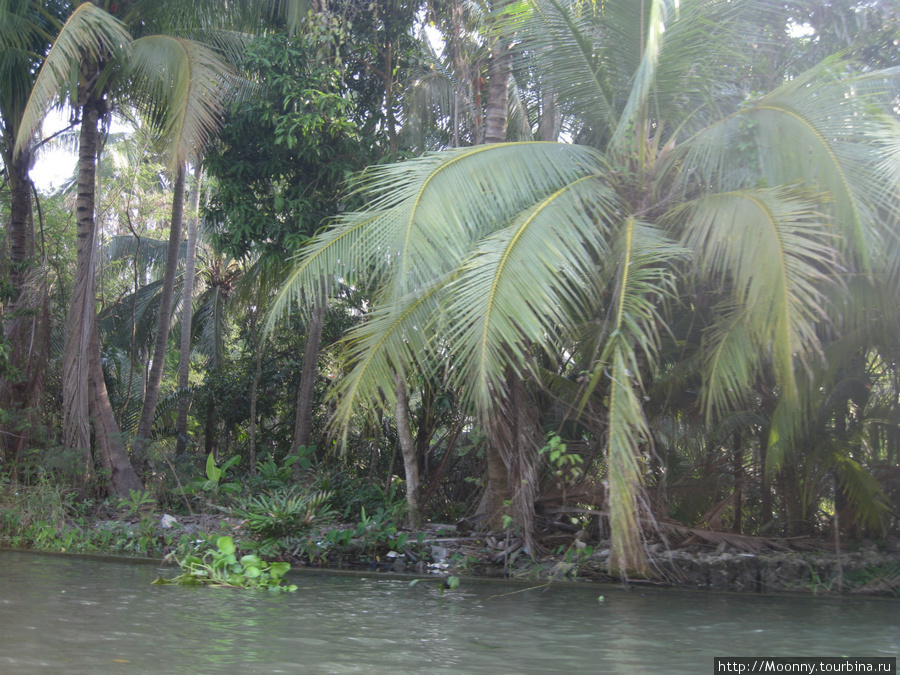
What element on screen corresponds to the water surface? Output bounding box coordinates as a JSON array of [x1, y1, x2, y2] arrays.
[[0, 551, 896, 673]]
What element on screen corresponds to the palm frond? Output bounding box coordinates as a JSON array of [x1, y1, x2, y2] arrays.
[[15, 3, 131, 157], [266, 142, 605, 332], [516, 0, 617, 137], [446, 174, 619, 412], [680, 60, 900, 272], [99, 278, 166, 354], [330, 277, 450, 430], [130, 35, 233, 167], [608, 0, 668, 153], [194, 284, 228, 370], [682, 186, 835, 411], [588, 218, 679, 574], [107, 234, 181, 273]]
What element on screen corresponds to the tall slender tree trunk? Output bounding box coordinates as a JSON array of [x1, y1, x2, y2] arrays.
[[483, 39, 510, 144], [732, 429, 743, 534], [63, 94, 103, 478], [539, 85, 559, 142], [478, 31, 541, 546], [175, 164, 203, 455], [133, 163, 186, 462], [64, 86, 142, 495], [395, 374, 421, 528], [5, 154, 33, 295], [0, 151, 44, 463], [248, 339, 264, 475], [759, 425, 772, 529], [90, 319, 143, 495], [290, 279, 327, 460]]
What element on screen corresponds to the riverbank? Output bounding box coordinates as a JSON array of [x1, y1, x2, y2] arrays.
[[9, 510, 896, 596]]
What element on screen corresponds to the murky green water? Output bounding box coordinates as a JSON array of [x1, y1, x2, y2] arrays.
[[0, 550, 896, 673]]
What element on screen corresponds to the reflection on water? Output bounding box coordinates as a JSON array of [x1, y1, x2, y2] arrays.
[[0, 551, 897, 674]]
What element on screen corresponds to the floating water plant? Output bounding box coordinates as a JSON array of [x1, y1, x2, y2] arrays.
[[154, 536, 297, 592]]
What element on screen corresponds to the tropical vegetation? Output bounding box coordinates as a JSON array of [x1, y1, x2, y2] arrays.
[[1, 0, 899, 585]]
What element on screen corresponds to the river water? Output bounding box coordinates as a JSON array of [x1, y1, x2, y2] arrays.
[[0, 550, 896, 673]]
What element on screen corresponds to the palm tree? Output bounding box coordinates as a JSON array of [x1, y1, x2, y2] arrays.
[[14, 1, 234, 495], [270, 0, 900, 574], [0, 0, 62, 461]]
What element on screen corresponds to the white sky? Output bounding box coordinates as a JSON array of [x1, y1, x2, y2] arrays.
[[31, 109, 78, 193]]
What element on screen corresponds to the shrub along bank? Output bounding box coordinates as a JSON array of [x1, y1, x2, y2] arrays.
[[2, 472, 898, 596]]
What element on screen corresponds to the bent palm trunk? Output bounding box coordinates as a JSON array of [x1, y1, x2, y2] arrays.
[[64, 85, 142, 495]]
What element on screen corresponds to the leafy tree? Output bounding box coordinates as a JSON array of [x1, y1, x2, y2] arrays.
[[205, 28, 372, 259], [203, 22, 382, 462]]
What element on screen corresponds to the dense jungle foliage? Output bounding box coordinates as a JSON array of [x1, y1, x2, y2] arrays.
[[1, 0, 900, 579]]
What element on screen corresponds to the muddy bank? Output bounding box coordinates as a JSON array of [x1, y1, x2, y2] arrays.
[[87, 515, 900, 596]]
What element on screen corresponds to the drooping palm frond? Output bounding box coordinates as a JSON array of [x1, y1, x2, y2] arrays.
[[401, 36, 458, 152], [99, 278, 165, 355], [595, 218, 681, 576], [266, 142, 606, 331], [194, 283, 229, 371], [680, 187, 836, 415], [107, 234, 184, 275], [129, 35, 233, 168], [101, 345, 146, 435], [14, 3, 131, 157], [0, 0, 46, 156], [515, 0, 617, 138], [330, 276, 451, 431], [445, 174, 619, 412], [0, 0, 42, 52], [679, 60, 900, 272]]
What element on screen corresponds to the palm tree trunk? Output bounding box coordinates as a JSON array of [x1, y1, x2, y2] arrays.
[[479, 367, 539, 551], [133, 162, 186, 462], [63, 94, 102, 479], [539, 85, 559, 142], [90, 319, 143, 496], [175, 164, 203, 455], [759, 425, 772, 528], [395, 374, 421, 528], [290, 279, 326, 458], [483, 39, 510, 144], [5, 154, 33, 296], [0, 152, 40, 462], [480, 34, 538, 545], [733, 429, 743, 533], [65, 88, 143, 495]]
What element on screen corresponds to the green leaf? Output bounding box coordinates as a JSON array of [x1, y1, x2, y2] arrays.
[[216, 536, 235, 556], [205, 453, 221, 482], [269, 562, 291, 579], [240, 554, 263, 569]]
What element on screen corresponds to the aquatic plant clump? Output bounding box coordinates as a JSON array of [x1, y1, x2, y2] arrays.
[[155, 536, 297, 592]]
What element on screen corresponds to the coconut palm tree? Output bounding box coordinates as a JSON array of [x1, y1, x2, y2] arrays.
[[14, 1, 235, 495], [269, 0, 900, 574]]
